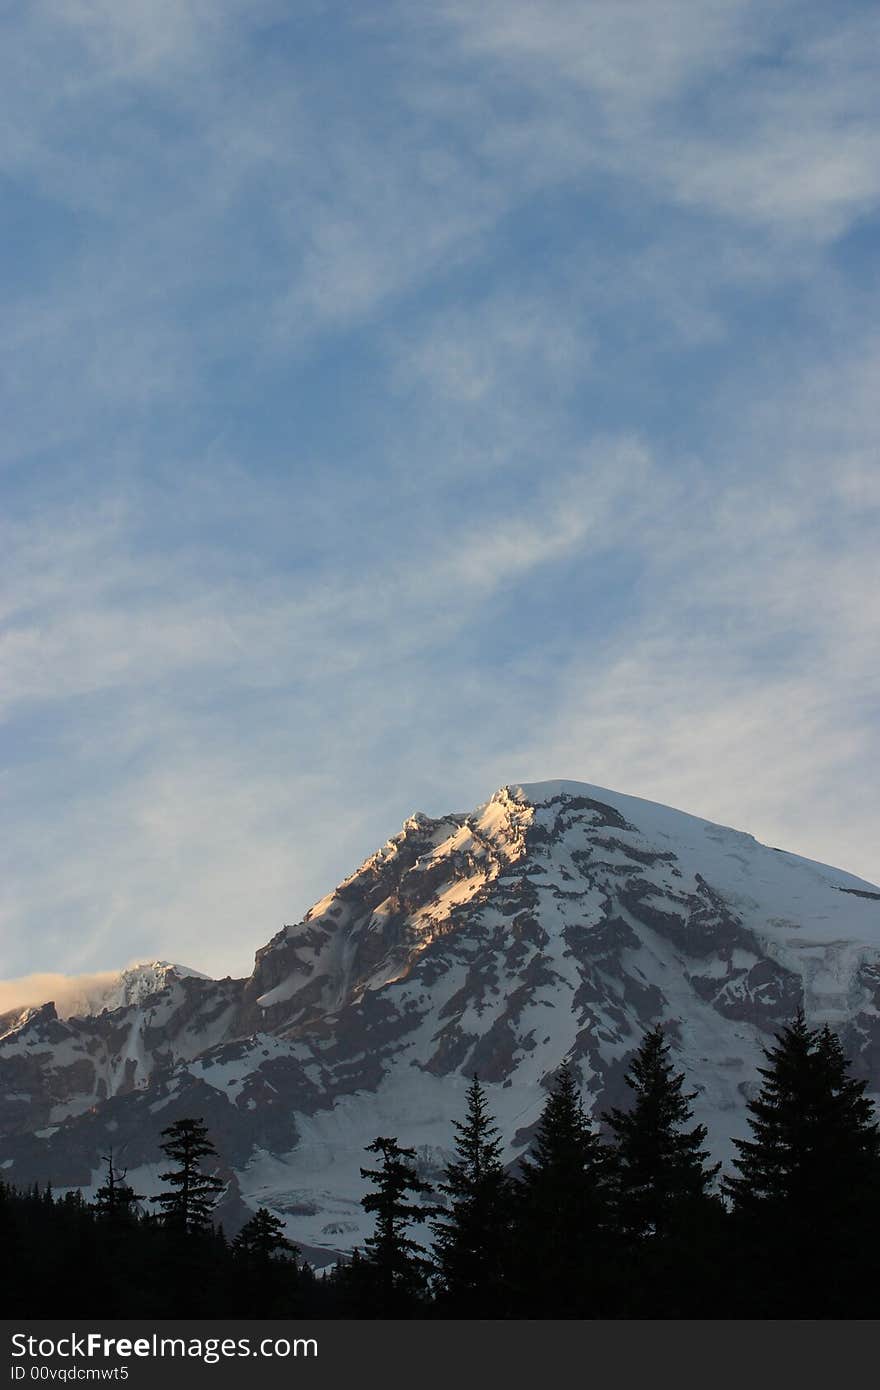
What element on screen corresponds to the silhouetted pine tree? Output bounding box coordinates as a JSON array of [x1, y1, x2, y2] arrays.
[[727, 1016, 879, 1210], [431, 1076, 513, 1316], [235, 1205, 299, 1262], [92, 1150, 144, 1227], [147, 1119, 227, 1315], [233, 1207, 302, 1314], [355, 1136, 436, 1316], [725, 1013, 880, 1316], [512, 1061, 608, 1317], [84, 1150, 147, 1314], [602, 1025, 723, 1315], [604, 1026, 720, 1239], [151, 1117, 225, 1234]]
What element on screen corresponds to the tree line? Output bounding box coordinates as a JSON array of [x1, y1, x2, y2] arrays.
[[2, 1012, 878, 1318]]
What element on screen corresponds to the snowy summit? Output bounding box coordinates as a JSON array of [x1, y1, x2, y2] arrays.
[[1, 780, 878, 1255]]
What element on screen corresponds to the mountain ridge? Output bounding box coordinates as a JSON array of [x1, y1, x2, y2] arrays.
[[2, 779, 878, 1253]]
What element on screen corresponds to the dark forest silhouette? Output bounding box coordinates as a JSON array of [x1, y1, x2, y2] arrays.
[[3, 1014, 878, 1318]]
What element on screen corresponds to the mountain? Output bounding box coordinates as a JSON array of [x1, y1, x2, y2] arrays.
[[2, 779, 879, 1257]]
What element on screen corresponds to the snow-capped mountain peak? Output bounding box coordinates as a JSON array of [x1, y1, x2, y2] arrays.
[[2, 779, 878, 1257], [106, 961, 208, 1013]]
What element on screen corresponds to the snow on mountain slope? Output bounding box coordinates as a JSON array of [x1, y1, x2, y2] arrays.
[[1, 780, 878, 1253], [0, 963, 239, 1136], [99, 961, 210, 1012]]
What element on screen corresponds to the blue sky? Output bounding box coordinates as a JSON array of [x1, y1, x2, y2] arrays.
[[2, 0, 879, 984]]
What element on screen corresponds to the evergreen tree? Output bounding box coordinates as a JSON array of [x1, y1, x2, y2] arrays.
[[604, 1025, 720, 1241], [233, 1207, 301, 1315], [234, 1206, 299, 1264], [151, 1117, 225, 1234], [357, 1136, 436, 1316], [727, 1015, 880, 1210], [724, 1013, 880, 1315], [601, 1025, 724, 1316], [513, 1061, 608, 1316], [92, 1150, 143, 1227], [431, 1076, 513, 1315]]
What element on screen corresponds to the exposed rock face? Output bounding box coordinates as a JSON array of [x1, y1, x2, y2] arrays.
[[2, 780, 879, 1253]]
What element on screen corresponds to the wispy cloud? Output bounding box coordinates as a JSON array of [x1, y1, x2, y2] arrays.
[[510, 333, 880, 883], [388, 291, 592, 405], [432, 0, 880, 242], [0, 971, 120, 1020], [1, 2, 877, 982], [0, 444, 663, 975]]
